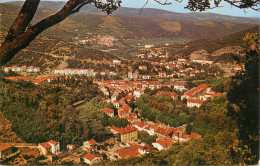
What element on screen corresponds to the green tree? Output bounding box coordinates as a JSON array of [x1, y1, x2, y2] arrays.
[[227, 32, 259, 164]]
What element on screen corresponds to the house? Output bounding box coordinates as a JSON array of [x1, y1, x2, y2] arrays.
[[0, 144, 12, 159], [181, 84, 210, 100], [3, 66, 24, 73], [110, 126, 138, 142], [174, 82, 187, 92], [102, 108, 114, 117], [138, 144, 150, 154], [154, 127, 174, 137], [83, 154, 103, 165], [128, 71, 133, 79], [26, 66, 40, 72], [38, 140, 60, 156], [113, 60, 121, 64], [156, 91, 178, 100], [118, 108, 130, 118], [133, 89, 144, 98], [166, 64, 175, 70], [152, 138, 175, 151], [139, 65, 147, 70], [67, 144, 76, 151], [159, 71, 167, 78], [187, 99, 205, 108], [145, 44, 154, 49], [83, 139, 97, 150], [116, 145, 141, 159], [192, 59, 213, 65], [142, 75, 151, 80]]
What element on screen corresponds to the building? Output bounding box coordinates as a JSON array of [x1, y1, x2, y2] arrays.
[[110, 126, 138, 142], [139, 65, 147, 70], [83, 139, 97, 150], [102, 108, 114, 117], [67, 144, 75, 151], [113, 60, 121, 64], [133, 89, 144, 98], [83, 154, 103, 165], [181, 84, 211, 100], [54, 68, 94, 76], [118, 108, 130, 118], [187, 99, 205, 108], [0, 144, 12, 159], [128, 71, 133, 79], [3, 66, 24, 73], [38, 140, 60, 156], [116, 145, 141, 159], [174, 82, 187, 92], [145, 44, 154, 49], [192, 59, 213, 65], [26, 66, 40, 72], [159, 71, 167, 78], [152, 138, 175, 151]]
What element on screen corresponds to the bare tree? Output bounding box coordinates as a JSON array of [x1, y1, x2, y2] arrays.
[[0, 0, 259, 67]]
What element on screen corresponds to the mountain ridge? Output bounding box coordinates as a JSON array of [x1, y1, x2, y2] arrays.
[[5, 1, 259, 24]]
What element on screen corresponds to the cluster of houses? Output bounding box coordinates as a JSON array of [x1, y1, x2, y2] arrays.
[[181, 84, 221, 108]]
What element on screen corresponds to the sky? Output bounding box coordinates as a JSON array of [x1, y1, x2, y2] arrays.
[[2, 0, 259, 17]]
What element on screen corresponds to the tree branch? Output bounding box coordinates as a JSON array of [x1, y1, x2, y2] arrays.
[[0, 0, 91, 67], [5, 0, 40, 40]]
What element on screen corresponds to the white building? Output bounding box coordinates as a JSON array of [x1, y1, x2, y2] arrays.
[[174, 82, 187, 92], [134, 89, 144, 98], [152, 138, 175, 151], [26, 66, 40, 73], [3, 66, 23, 72], [145, 44, 154, 49], [83, 154, 103, 165], [187, 99, 205, 108], [113, 60, 121, 64], [38, 140, 60, 156], [192, 59, 213, 65], [54, 68, 94, 76]]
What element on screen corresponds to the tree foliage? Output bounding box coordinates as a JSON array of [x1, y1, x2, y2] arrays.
[[227, 32, 259, 164]]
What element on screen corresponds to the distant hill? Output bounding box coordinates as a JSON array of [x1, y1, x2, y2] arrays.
[[180, 26, 259, 56], [5, 35, 116, 70], [7, 1, 259, 24], [1, 3, 257, 42]]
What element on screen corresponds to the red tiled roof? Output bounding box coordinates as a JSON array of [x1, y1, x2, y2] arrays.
[[49, 140, 58, 145], [88, 139, 96, 145], [39, 142, 52, 149], [155, 127, 174, 136], [4, 76, 34, 81], [116, 146, 141, 158], [174, 82, 187, 86], [110, 126, 137, 135], [84, 154, 102, 161], [0, 144, 11, 152], [134, 89, 144, 92], [187, 99, 205, 104], [119, 126, 137, 134], [102, 108, 114, 114], [183, 84, 208, 98], [154, 138, 174, 148]]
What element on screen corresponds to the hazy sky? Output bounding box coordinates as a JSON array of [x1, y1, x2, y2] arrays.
[[2, 0, 259, 17]]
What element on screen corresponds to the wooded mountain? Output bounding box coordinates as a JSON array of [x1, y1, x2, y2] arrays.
[[7, 1, 259, 24], [1, 2, 257, 41]]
